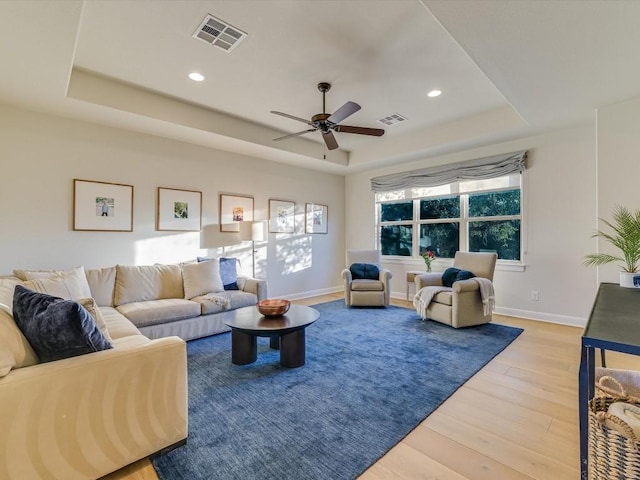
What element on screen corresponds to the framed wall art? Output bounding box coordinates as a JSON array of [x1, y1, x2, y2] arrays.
[[157, 187, 202, 231], [305, 202, 328, 234], [268, 199, 295, 233], [73, 179, 133, 232], [219, 193, 254, 232]]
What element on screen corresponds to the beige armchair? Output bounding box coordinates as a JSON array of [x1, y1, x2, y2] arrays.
[[415, 251, 497, 328], [342, 250, 392, 306]]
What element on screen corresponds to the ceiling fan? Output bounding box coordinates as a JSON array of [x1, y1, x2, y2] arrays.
[[270, 82, 385, 151]]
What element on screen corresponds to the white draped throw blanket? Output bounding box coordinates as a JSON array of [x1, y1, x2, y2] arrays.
[[202, 292, 231, 310], [471, 277, 496, 316], [413, 277, 495, 320], [413, 286, 451, 320]]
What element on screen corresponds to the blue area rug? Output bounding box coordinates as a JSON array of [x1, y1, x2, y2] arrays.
[[152, 300, 522, 480]]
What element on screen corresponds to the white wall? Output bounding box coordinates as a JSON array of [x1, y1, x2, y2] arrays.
[[597, 95, 640, 284], [346, 125, 599, 326], [0, 105, 345, 298]]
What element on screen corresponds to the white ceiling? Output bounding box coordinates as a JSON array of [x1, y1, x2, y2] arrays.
[[1, 0, 640, 174]]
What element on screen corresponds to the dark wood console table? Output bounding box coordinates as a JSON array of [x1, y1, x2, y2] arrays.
[[579, 282, 640, 479]]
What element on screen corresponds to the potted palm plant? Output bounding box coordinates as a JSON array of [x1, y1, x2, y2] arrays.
[[583, 205, 640, 288]]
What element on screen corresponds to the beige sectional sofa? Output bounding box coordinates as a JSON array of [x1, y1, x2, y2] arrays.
[[0, 260, 267, 480], [86, 261, 267, 341]]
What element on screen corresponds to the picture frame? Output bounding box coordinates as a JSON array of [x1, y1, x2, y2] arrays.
[[73, 179, 133, 232], [219, 194, 254, 232], [157, 187, 202, 231], [305, 202, 328, 234], [268, 199, 295, 233]]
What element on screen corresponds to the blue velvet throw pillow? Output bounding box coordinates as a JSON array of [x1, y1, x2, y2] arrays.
[[219, 257, 239, 290], [442, 267, 476, 287], [441, 267, 460, 288], [12, 285, 113, 363], [350, 263, 380, 280], [456, 269, 476, 282]]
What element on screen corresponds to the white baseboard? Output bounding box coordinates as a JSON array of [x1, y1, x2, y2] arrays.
[[285, 286, 343, 301], [493, 306, 586, 328]]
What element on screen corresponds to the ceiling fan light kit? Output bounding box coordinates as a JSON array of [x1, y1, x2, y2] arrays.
[[271, 82, 385, 151]]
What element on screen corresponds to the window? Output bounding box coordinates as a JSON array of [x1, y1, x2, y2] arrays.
[[376, 174, 522, 261]]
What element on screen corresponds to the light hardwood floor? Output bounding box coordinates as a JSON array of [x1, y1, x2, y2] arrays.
[[103, 293, 640, 480]]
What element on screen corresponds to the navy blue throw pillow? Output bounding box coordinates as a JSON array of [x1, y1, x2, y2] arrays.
[[441, 267, 461, 288], [456, 269, 476, 282], [350, 263, 380, 280], [219, 257, 239, 290], [12, 285, 112, 363]]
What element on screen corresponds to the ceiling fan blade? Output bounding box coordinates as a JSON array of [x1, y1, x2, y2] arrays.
[[273, 128, 317, 141], [322, 131, 339, 150], [270, 111, 314, 126], [327, 101, 361, 124], [335, 125, 385, 137]]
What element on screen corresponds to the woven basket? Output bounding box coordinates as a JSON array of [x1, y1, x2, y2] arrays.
[[589, 376, 640, 480]]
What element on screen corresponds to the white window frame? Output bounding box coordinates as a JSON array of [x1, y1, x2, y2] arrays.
[[375, 173, 526, 271]]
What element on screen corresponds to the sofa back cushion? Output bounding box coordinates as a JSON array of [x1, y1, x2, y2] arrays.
[[0, 305, 38, 377], [13, 266, 92, 299], [19, 275, 112, 342], [0, 276, 22, 310], [85, 266, 116, 307], [114, 264, 184, 306], [182, 259, 224, 299]]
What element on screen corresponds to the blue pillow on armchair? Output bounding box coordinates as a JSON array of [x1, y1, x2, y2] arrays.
[[349, 263, 380, 280], [456, 269, 476, 282], [442, 267, 476, 287], [441, 267, 460, 287], [12, 285, 112, 363]]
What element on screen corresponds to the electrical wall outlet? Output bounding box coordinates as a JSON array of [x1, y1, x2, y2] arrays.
[[531, 290, 539, 301]]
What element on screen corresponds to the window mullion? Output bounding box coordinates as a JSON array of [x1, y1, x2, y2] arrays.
[[460, 194, 469, 252]]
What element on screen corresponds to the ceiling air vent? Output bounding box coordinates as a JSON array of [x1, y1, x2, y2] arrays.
[[193, 14, 247, 52], [377, 113, 407, 126]]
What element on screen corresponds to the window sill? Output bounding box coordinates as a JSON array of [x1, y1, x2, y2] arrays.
[[381, 256, 526, 272]]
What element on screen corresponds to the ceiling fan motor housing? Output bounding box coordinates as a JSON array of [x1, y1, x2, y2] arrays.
[[270, 81, 384, 151], [311, 113, 333, 132]]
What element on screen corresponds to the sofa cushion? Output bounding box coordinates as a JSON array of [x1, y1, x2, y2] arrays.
[[20, 275, 112, 343], [114, 264, 184, 306], [99, 306, 142, 340], [432, 291, 453, 306], [192, 291, 258, 315], [13, 266, 92, 299], [116, 299, 201, 328], [0, 348, 12, 377], [182, 260, 224, 299], [351, 279, 384, 291], [85, 266, 116, 307], [12, 285, 112, 363], [77, 297, 113, 343], [0, 304, 38, 377], [349, 263, 380, 280], [0, 276, 22, 310]]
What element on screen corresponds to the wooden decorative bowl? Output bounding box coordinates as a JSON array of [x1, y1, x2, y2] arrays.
[[257, 299, 291, 317]]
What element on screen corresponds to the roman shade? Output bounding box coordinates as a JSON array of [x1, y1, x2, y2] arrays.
[[370, 150, 527, 192]]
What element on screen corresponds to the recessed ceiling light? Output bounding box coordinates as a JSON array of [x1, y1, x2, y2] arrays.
[[189, 72, 205, 82], [427, 89, 442, 98]]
